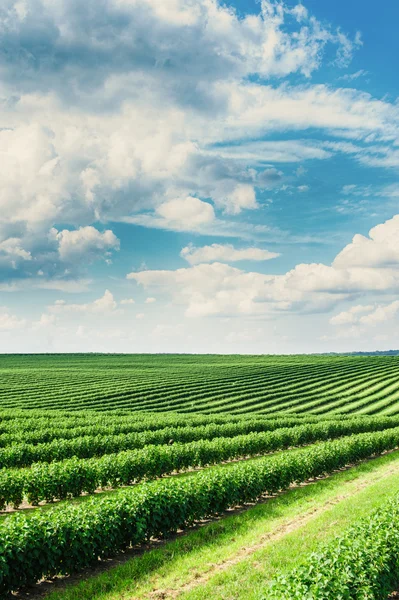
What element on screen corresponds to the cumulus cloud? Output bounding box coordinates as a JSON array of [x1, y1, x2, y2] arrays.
[[0, 0, 391, 290], [128, 262, 269, 317], [213, 183, 258, 215], [0, 239, 31, 262], [0, 224, 119, 288], [129, 214, 399, 318], [49, 290, 118, 314], [0, 312, 26, 330], [1, 0, 357, 100], [181, 243, 280, 265], [53, 227, 120, 263], [333, 215, 399, 269], [155, 197, 216, 230], [360, 301, 399, 326], [330, 304, 374, 326], [332, 301, 399, 328], [3, 0, 399, 339]]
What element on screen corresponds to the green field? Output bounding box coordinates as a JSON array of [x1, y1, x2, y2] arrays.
[[2, 353, 399, 414], [2, 354, 399, 599]]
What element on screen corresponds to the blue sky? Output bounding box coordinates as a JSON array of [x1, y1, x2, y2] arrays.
[[1, 0, 399, 353]]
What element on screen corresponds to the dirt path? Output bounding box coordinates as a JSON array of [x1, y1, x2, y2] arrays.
[[147, 462, 399, 599]]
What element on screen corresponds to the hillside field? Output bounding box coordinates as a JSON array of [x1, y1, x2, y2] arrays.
[[1, 354, 399, 599]]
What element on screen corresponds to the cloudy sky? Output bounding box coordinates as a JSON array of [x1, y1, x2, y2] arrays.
[[1, 0, 399, 353]]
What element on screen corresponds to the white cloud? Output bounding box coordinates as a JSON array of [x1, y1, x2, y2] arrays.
[[155, 197, 216, 230], [213, 183, 258, 215], [0, 0, 391, 290], [338, 69, 369, 81], [360, 301, 399, 326], [181, 243, 279, 265], [330, 300, 399, 329], [330, 304, 374, 326], [49, 290, 118, 314], [35, 279, 92, 293], [2, 0, 357, 95], [120, 298, 135, 305], [213, 84, 399, 144], [123, 210, 277, 240], [333, 215, 399, 268], [128, 261, 304, 317], [136, 313, 145, 319], [0, 238, 31, 262], [128, 214, 399, 318], [210, 140, 332, 163], [145, 297, 156, 304], [32, 313, 57, 329], [53, 227, 120, 263], [0, 312, 26, 330], [4, 0, 399, 357]]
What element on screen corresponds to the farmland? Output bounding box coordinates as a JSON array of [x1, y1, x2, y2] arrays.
[[2, 353, 399, 414], [1, 354, 399, 599]]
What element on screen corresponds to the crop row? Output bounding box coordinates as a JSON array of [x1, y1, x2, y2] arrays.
[[1, 356, 396, 414], [0, 409, 323, 432], [1, 427, 399, 595], [3, 418, 399, 507], [0, 413, 338, 447], [0, 415, 387, 468], [0, 355, 368, 403], [90, 372, 399, 415], [198, 370, 399, 418], [70, 362, 397, 415], [268, 494, 399, 599]]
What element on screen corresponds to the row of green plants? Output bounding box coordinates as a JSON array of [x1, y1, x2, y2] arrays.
[[1, 427, 399, 595], [0, 415, 383, 468], [3, 418, 398, 507], [3, 355, 398, 414], [267, 494, 399, 599], [0, 409, 322, 434], [0, 355, 369, 409], [2, 358, 390, 415], [90, 363, 397, 415], [0, 414, 333, 447], [0, 409, 269, 429]]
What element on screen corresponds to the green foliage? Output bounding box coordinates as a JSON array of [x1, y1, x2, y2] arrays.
[[267, 495, 399, 599], [1, 418, 399, 507], [1, 353, 399, 415], [1, 428, 399, 595], [2, 354, 399, 596], [0, 414, 373, 468]]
